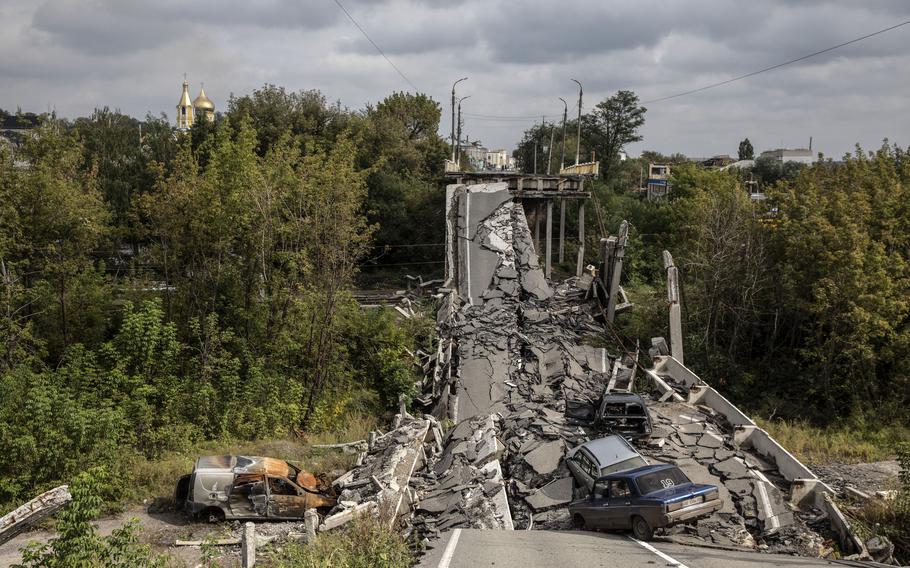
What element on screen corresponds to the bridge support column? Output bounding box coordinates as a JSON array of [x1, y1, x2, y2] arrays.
[[545, 200, 553, 279], [575, 201, 585, 277], [558, 200, 566, 264]]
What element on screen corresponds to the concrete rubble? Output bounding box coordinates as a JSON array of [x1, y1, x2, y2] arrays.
[[290, 179, 873, 564]]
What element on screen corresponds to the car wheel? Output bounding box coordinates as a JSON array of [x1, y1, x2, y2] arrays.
[[631, 516, 653, 541], [201, 507, 225, 524], [572, 514, 587, 530]]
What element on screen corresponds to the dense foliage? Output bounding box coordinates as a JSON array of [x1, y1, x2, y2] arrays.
[[590, 146, 910, 427], [0, 88, 444, 512]]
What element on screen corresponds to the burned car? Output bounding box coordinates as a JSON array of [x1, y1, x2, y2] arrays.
[[566, 435, 648, 494], [596, 392, 652, 439], [175, 455, 336, 522], [566, 391, 653, 440], [569, 463, 722, 540]]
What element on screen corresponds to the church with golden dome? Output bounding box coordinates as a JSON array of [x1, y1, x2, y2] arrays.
[[176, 77, 215, 130]]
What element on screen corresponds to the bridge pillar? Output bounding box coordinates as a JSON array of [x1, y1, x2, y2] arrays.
[[545, 200, 553, 278], [576, 201, 585, 277], [558, 199, 566, 264]]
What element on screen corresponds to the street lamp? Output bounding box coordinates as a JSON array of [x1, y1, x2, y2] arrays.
[[572, 79, 583, 166], [451, 77, 467, 161], [558, 97, 568, 171], [456, 95, 471, 167]]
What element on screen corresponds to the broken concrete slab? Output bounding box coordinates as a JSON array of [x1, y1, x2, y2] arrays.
[[523, 440, 565, 475], [714, 457, 752, 480], [319, 501, 378, 532], [697, 431, 725, 449], [525, 477, 574, 511]]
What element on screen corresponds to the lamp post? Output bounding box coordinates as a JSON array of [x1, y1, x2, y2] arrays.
[[451, 77, 467, 161], [572, 79, 583, 166], [456, 95, 470, 167], [558, 97, 568, 172]]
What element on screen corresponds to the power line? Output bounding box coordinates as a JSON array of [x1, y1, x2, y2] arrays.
[[331, 0, 420, 92], [645, 19, 910, 104]]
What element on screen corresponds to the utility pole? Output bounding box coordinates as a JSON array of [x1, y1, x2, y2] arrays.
[[572, 79, 583, 165], [546, 120, 555, 175], [450, 77, 467, 162], [456, 95, 470, 167], [558, 97, 568, 172]]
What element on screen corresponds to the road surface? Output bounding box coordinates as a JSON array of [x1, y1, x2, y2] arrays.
[[418, 529, 852, 568]]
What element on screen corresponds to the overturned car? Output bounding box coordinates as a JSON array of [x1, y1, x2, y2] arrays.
[[175, 455, 336, 522]]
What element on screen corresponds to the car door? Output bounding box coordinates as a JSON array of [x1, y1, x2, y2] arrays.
[[602, 479, 634, 529], [568, 449, 598, 494], [229, 474, 268, 518], [584, 480, 611, 528], [267, 476, 309, 519]]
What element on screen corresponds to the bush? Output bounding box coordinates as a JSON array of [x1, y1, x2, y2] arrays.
[[14, 468, 166, 568], [267, 516, 414, 568]]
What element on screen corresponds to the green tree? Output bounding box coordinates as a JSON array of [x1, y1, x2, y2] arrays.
[[738, 138, 754, 160], [581, 90, 646, 180], [1, 122, 110, 359]]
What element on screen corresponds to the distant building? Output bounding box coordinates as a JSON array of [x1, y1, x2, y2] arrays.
[[461, 141, 488, 170], [759, 148, 814, 165], [176, 78, 215, 130], [484, 149, 509, 170], [646, 163, 671, 200]]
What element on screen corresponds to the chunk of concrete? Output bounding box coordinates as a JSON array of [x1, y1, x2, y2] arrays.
[[525, 477, 574, 511], [320, 501, 379, 532], [697, 431, 724, 449], [524, 440, 565, 475], [751, 480, 794, 534], [714, 457, 751, 480]]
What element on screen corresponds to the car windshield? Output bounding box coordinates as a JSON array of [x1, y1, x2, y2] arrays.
[[600, 456, 647, 476], [636, 467, 691, 495]]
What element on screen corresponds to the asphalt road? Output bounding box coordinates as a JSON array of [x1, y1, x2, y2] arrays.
[[418, 529, 849, 568]]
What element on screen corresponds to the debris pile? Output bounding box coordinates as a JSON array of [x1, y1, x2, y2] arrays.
[[326, 414, 434, 532], [642, 401, 838, 556], [411, 414, 512, 534]]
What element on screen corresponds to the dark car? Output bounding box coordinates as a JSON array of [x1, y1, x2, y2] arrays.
[[568, 463, 722, 540], [566, 435, 649, 495], [596, 392, 652, 439]]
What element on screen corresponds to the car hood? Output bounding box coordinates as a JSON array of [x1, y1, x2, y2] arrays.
[[642, 483, 716, 503]]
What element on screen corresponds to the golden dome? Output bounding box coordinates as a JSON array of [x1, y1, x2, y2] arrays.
[[178, 80, 192, 108], [193, 85, 214, 110]]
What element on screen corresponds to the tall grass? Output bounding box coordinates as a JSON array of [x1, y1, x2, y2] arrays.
[[756, 419, 910, 464], [265, 516, 414, 568]]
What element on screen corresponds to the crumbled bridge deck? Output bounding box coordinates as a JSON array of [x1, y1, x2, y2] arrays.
[[327, 180, 868, 562]]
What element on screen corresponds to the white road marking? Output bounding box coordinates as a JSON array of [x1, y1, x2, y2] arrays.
[[629, 536, 690, 568], [437, 528, 462, 568]]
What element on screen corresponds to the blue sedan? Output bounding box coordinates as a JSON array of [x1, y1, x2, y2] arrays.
[[568, 463, 722, 541]]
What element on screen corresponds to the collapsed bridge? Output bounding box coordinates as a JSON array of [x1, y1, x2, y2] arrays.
[[328, 173, 873, 563]]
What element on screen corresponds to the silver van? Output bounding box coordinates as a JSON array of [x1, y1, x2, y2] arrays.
[[175, 455, 335, 522]]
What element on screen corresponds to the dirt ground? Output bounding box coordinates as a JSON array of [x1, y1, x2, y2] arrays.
[[0, 505, 228, 567], [811, 459, 901, 494]]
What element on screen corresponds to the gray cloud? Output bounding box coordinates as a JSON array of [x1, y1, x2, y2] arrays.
[[1, 0, 909, 158]]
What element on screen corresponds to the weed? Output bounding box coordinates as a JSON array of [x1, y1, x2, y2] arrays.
[[756, 419, 910, 465], [265, 516, 414, 568]]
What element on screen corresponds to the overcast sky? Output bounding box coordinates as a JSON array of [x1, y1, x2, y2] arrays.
[[2, 0, 909, 158]]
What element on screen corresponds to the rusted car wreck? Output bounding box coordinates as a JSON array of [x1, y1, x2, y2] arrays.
[[175, 455, 336, 522]]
